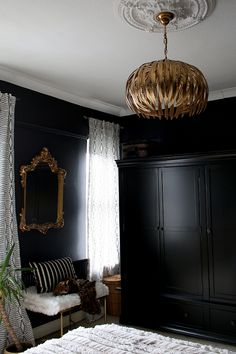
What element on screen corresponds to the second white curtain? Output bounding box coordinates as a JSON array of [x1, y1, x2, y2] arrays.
[[87, 118, 120, 280]]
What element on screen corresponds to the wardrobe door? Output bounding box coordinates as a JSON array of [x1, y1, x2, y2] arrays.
[[119, 166, 159, 327], [160, 166, 208, 299], [206, 162, 236, 303]]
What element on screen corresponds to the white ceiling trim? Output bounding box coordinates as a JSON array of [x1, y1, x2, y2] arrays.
[[0, 65, 122, 116], [208, 87, 236, 101], [0, 65, 235, 117]]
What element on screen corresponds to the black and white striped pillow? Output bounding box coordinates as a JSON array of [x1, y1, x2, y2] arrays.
[[29, 257, 77, 293]]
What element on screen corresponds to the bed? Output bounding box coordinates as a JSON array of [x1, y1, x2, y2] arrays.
[[23, 323, 235, 353]]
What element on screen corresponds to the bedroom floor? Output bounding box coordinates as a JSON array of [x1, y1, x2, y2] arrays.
[[36, 314, 236, 352]]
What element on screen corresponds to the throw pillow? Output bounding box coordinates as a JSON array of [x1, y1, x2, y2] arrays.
[[29, 257, 77, 293]]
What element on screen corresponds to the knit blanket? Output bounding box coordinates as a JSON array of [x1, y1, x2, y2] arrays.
[[77, 279, 101, 314], [54, 279, 101, 314], [23, 323, 235, 354]]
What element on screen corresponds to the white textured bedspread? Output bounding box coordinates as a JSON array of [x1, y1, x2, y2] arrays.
[[24, 323, 236, 354]]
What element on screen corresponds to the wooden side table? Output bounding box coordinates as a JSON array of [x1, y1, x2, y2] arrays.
[[103, 274, 121, 317]]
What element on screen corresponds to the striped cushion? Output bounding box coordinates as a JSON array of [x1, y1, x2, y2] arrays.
[[29, 257, 77, 293]]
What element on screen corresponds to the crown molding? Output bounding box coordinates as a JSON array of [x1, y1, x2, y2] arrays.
[[0, 65, 235, 118], [0, 65, 122, 116], [208, 87, 236, 101]]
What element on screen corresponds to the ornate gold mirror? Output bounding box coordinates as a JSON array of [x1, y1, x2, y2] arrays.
[[19, 147, 66, 234]]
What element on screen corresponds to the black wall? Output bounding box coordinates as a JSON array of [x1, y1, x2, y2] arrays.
[[0, 80, 116, 266], [1, 79, 236, 266], [119, 97, 236, 156]]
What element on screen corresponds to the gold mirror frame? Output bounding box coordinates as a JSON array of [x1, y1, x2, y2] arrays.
[[19, 147, 67, 234]]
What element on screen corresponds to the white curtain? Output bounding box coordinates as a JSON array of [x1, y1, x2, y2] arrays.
[[0, 93, 34, 352], [87, 118, 120, 280]]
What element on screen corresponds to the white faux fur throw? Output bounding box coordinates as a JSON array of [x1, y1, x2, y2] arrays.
[[23, 323, 235, 354], [23, 282, 109, 316]]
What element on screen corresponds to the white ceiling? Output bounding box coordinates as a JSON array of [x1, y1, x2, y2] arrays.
[[0, 0, 236, 116]]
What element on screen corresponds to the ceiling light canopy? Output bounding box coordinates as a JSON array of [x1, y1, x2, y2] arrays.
[[121, 1, 213, 119], [117, 0, 216, 33]]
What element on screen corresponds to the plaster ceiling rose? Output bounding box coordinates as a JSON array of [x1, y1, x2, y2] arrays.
[[117, 0, 216, 32]]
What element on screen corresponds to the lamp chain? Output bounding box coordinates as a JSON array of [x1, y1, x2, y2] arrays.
[[163, 24, 168, 60]]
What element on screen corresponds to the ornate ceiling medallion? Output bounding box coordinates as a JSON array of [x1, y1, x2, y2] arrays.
[[117, 0, 216, 32]]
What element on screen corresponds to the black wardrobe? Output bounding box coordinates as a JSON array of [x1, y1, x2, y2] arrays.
[[117, 152, 236, 344]]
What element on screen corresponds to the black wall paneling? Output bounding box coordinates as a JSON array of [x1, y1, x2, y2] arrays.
[[119, 97, 236, 157], [15, 122, 88, 265], [0, 80, 117, 329], [117, 152, 236, 344], [0, 80, 116, 267], [0, 80, 117, 133]]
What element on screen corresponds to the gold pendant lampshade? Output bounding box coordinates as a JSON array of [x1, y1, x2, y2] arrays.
[[126, 12, 209, 120]]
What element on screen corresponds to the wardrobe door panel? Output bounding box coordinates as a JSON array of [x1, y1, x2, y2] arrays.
[[119, 167, 159, 327], [121, 227, 158, 326], [160, 167, 206, 297], [162, 168, 200, 230], [207, 163, 236, 302], [121, 167, 158, 230], [163, 230, 203, 295]]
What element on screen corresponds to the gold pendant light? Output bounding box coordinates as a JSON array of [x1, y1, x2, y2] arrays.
[[126, 12, 208, 119]]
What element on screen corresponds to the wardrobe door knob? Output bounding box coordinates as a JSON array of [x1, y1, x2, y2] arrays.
[[230, 320, 236, 327], [184, 312, 189, 319], [207, 228, 212, 235]]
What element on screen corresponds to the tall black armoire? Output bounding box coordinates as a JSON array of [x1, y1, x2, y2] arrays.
[[117, 152, 236, 344]]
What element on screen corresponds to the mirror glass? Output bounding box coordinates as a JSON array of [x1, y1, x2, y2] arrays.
[[20, 147, 66, 234]]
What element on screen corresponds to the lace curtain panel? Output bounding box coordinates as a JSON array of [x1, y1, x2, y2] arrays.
[[0, 93, 34, 352], [88, 118, 120, 280]]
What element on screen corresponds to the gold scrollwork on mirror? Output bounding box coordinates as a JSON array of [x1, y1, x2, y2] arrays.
[[20, 147, 66, 234]]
